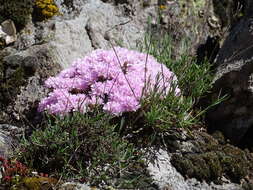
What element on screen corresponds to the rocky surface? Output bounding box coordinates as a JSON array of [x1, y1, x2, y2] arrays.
[[0, 124, 23, 158], [146, 129, 253, 190], [148, 148, 244, 190], [47, 0, 158, 68], [59, 182, 95, 190], [0, 20, 17, 46], [0, 45, 61, 125], [150, 0, 231, 61], [206, 0, 253, 146]]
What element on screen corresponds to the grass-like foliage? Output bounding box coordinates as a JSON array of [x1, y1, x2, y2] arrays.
[[18, 111, 153, 188], [137, 34, 218, 131], [14, 33, 222, 188]]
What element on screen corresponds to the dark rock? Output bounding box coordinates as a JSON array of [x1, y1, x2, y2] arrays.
[[196, 36, 220, 65], [206, 0, 253, 146], [212, 0, 244, 29], [21, 56, 38, 76], [3, 54, 23, 67]]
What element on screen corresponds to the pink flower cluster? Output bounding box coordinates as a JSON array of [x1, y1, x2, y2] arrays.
[[38, 47, 180, 115]]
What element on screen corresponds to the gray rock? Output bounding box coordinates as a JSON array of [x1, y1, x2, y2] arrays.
[[1, 45, 61, 124], [58, 182, 94, 190], [13, 76, 49, 121], [150, 0, 223, 59], [0, 124, 23, 158], [0, 19, 17, 45], [14, 19, 36, 50], [39, 0, 157, 68]]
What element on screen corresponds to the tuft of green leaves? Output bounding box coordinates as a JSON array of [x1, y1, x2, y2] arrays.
[[17, 111, 153, 188], [136, 33, 222, 134]]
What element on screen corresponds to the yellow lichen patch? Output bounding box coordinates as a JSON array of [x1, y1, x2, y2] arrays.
[[159, 5, 167, 10], [35, 0, 58, 19], [15, 177, 59, 190]]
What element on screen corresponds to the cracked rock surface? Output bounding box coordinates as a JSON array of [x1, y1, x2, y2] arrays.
[[48, 0, 156, 68]]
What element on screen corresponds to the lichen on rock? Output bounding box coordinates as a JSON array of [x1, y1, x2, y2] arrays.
[[34, 0, 59, 21]]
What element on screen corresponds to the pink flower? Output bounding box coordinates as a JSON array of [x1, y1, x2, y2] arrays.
[[38, 47, 180, 115]]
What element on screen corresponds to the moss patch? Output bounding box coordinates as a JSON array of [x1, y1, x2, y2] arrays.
[[171, 131, 253, 183], [7, 176, 59, 190]]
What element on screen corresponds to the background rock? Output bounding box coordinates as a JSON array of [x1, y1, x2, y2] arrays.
[[206, 0, 253, 147], [14, 20, 36, 50], [0, 20, 17, 46], [58, 182, 95, 190]]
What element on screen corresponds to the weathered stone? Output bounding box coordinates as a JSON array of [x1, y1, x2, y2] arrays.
[[44, 0, 157, 68], [0, 124, 23, 158], [59, 182, 95, 190], [0, 131, 13, 158], [14, 19, 36, 50], [13, 0, 226, 68], [151, 0, 223, 59], [0, 45, 61, 125], [141, 129, 251, 190], [0, 20, 17, 45]]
